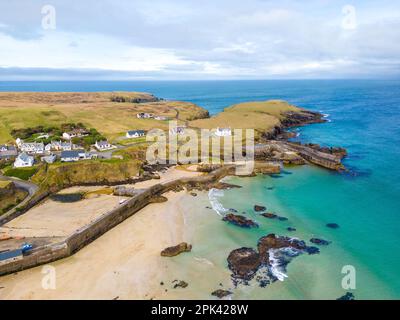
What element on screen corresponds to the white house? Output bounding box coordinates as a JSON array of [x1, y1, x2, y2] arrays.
[[62, 128, 89, 140], [41, 154, 57, 164], [95, 140, 115, 151], [136, 113, 154, 119], [0, 145, 7, 152], [45, 141, 72, 152], [126, 130, 146, 138], [14, 153, 34, 168], [60, 149, 88, 162], [19, 142, 44, 154], [215, 127, 232, 137]]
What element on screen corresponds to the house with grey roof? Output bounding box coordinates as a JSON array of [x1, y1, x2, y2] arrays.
[[14, 153, 34, 168], [126, 130, 146, 138], [0, 145, 18, 160], [95, 140, 115, 151]]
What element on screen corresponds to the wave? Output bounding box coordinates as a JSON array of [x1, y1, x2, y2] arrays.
[[268, 249, 288, 281], [194, 257, 215, 266], [208, 188, 229, 216]]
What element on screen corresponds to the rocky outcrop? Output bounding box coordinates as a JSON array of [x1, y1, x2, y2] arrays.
[[281, 110, 325, 127], [261, 212, 277, 219], [326, 223, 340, 229], [227, 248, 261, 281], [149, 195, 168, 203], [254, 205, 266, 212], [255, 141, 346, 171], [161, 242, 192, 257], [227, 234, 319, 286], [173, 280, 188, 289], [211, 289, 233, 299], [222, 214, 258, 228], [337, 292, 355, 300], [310, 238, 331, 246]]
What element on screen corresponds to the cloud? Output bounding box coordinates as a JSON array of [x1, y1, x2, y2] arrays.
[[0, 0, 399, 79]]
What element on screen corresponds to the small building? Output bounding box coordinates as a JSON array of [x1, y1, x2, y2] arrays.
[[0, 145, 18, 160], [215, 127, 232, 137], [136, 112, 154, 119], [126, 130, 146, 138], [41, 154, 57, 164], [45, 141, 73, 152], [19, 142, 44, 154], [14, 153, 34, 168], [62, 128, 89, 140], [60, 150, 88, 162], [95, 140, 115, 151]]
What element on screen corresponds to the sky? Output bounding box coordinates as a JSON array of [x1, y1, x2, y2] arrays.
[[0, 0, 399, 80]]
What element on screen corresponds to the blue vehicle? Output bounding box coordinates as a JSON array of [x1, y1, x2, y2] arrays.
[[21, 243, 33, 253]]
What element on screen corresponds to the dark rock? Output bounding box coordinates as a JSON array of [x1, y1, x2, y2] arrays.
[[211, 289, 233, 299], [149, 195, 168, 203], [257, 234, 307, 263], [190, 192, 197, 197], [326, 223, 340, 229], [227, 247, 261, 281], [278, 216, 288, 221], [305, 246, 320, 255], [287, 227, 296, 232], [337, 292, 355, 300], [206, 206, 212, 209], [229, 208, 238, 213], [261, 212, 277, 219], [223, 213, 258, 228], [310, 238, 331, 246], [161, 242, 192, 257], [173, 281, 188, 289], [254, 205, 266, 212], [160, 282, 164, 286]]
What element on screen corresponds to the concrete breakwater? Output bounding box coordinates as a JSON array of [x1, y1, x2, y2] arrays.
[[0, 165, 235, 276]]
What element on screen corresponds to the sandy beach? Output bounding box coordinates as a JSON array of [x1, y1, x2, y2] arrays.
[[0, 190, 195, 299]]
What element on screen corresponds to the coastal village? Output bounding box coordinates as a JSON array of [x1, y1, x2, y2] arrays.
[[0, 92, 347, 299]]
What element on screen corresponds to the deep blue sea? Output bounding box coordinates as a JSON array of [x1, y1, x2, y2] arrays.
[[1, 80, 399, 299]]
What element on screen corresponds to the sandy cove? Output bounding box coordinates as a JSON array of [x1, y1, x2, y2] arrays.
[[0, 166, 204, 299], [0, 190, 192, 299]]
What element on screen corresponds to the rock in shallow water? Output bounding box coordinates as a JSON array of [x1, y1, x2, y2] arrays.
[[254, 205, 267, 212], [161, 242, 192, 257], [211, 289, 233, 299], [310, 238, 331, 246], [287, 227, 296, 232], [336, 292, 355, 300], [223, 213, 258, 228], [227, 247, 261, 281], [227, 234, 318, 287], [261, 212, 277, 219], [326, 223, 340, 229]]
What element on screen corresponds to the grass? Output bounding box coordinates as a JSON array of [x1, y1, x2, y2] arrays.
[[190, 100, 301, 135], [0, 92, 209, 144], [4, 167, 38, 180], [0, 180, 12, 188]]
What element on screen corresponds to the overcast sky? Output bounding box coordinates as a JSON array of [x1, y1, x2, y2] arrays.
[[0, 0, 399, 80]]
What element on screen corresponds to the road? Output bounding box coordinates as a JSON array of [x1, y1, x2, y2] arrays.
[[0, 175, 38, 223]]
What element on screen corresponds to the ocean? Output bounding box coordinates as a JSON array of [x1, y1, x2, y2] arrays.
[[1, 79, 399, 299]]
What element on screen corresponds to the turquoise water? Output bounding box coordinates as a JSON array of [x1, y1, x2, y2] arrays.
[[1, 80, 399, 299]]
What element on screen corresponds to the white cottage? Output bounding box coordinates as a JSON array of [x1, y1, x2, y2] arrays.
[[14, 153, 34, 168]]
